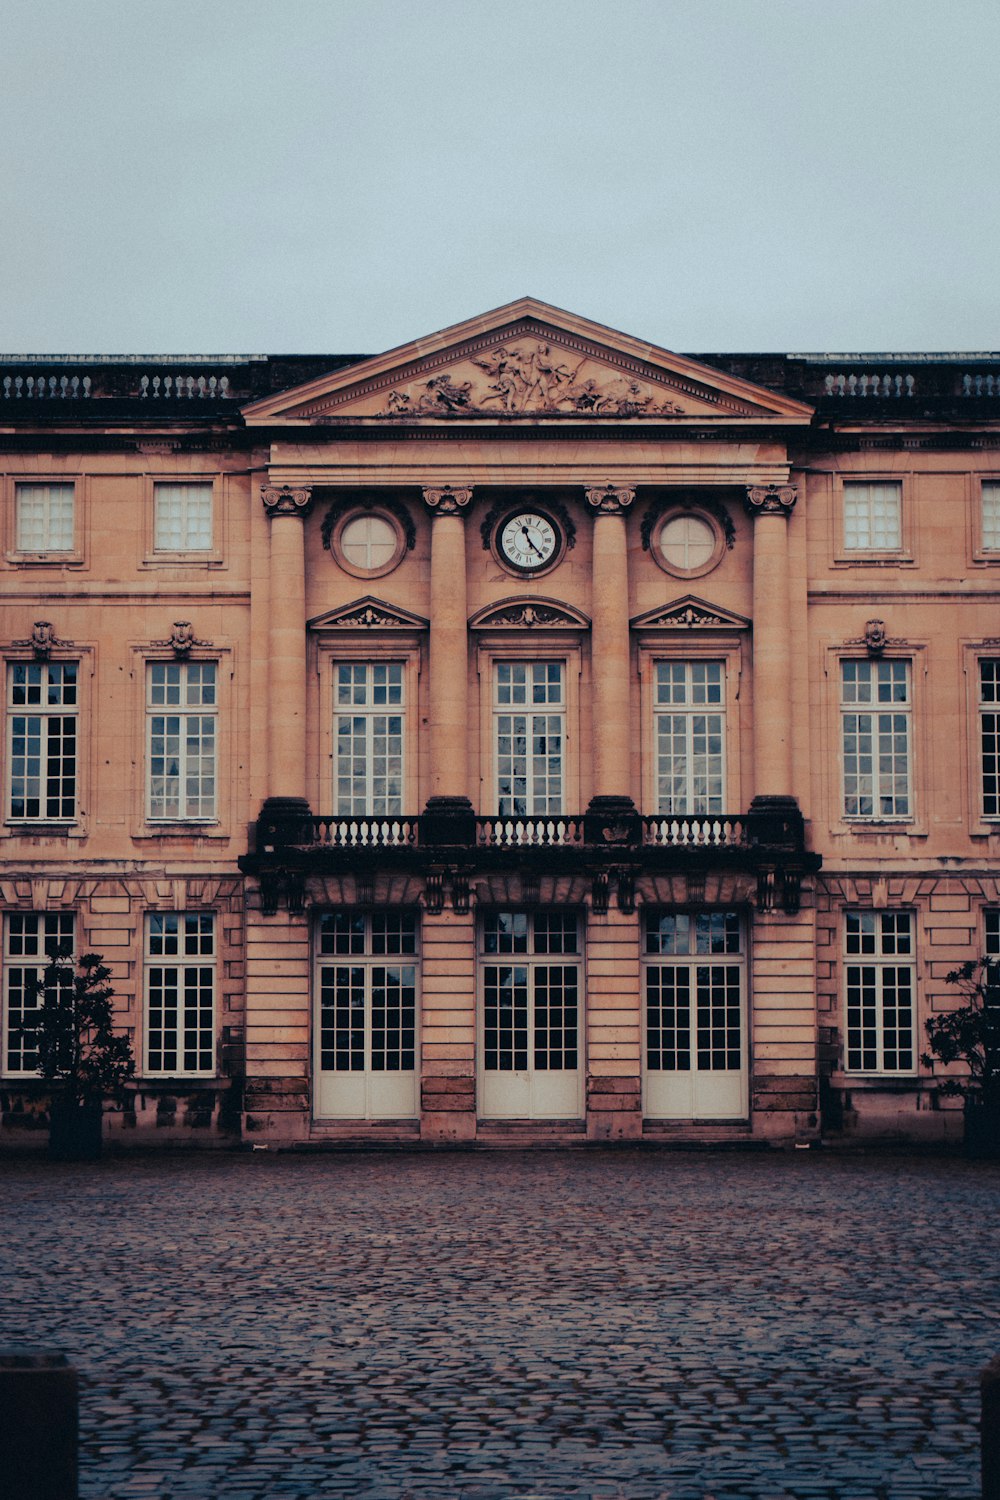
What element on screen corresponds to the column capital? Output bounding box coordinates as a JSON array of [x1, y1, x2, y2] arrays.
[[744, 483, 797, 516], [585, 484, 635, 515], [262, 484, 313, 518], [423, 486, 473, 517]]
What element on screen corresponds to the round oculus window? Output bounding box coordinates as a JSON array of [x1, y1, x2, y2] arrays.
[[654, 512, 724, 578], [333, 511, 405, 579]]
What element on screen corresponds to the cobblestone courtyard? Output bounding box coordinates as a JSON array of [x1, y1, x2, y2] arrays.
[[2, 1148, 998, 1500]]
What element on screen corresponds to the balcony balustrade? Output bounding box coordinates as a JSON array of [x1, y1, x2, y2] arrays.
[[256, 809, 795, 854]]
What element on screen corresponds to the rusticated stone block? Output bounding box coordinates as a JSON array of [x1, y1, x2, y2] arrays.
[[752, 1074, 818, 1112], [587, 1091, 641, 1111], [421, 1074, 475, 1112], [587, 1075, 642, 1096]]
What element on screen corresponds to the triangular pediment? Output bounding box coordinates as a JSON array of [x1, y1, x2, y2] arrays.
[[631, 595, 751, 631], [308, 596, 428, 631], [244, 299, 813, 425], [469, 596, 590, 631]]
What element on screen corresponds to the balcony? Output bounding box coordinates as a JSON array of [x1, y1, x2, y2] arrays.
[[243, 800, 818, 916]]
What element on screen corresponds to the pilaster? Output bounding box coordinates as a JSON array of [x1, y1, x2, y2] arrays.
[[585, 484, 635, 811], [424, 487, 473, 815], [261, 484, 313, 811], [745, 483, 797, 801]]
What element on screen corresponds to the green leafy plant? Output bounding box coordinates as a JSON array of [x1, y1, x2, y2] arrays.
[[921, 958, 1000, 1102], [31, 951, 135, 1109]]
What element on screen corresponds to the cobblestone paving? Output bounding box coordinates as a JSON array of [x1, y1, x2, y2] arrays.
[[2, 1148, 998, 1499]]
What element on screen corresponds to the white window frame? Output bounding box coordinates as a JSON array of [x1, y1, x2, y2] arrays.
[[153, 481, 214, 553], [652, 660, 726, 814], [843, 911, 916, 1076], [13, 481, 75, 554], [840, 659, 912, 821], [832, 474, 914, 566], [6, 660, 79, 824], [979, 659, 1000, 820], [637, 640, 744, 819], [982, 480, 1000, 554], [2, 912, 75, 1077], [144, 912, 216, 1077], [314, 637, 422, 817], [332, 660, 406, 816], [493, 661, 566, 816], [146, 660, 218, 822], [842, 480, 903, 552]]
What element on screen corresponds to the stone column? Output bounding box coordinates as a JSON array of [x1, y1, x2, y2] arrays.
[[261, 484, 312, 822], [423, 487, 473, 825], [745, 484, 797, 800], [585, 484, 636, 824]]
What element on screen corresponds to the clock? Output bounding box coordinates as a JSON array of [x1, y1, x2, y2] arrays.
[[497, 511, 560, 572]]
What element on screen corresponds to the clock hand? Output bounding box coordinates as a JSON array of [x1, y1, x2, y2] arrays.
[[520, 525, 544, 557]]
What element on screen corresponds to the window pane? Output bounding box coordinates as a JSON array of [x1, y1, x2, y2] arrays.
[[15, 483, 74, 551], [154, 483, 213, 551], [843, 482, 902, 550]]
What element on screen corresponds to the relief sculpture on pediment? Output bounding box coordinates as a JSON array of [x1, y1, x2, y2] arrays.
[[380, 340, 685, 417]]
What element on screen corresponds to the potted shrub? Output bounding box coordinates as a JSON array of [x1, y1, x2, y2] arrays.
[[30, 951, 135, 1160], [922, 957, 1000, 1158]]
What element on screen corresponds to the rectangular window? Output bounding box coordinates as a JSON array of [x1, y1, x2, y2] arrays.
[[153, 482, 213, 552], [317, 911, 417, 1074], [654, 661, 725, 814], [844, 911, 915, 1073], [334, 663, 404, 815], [843, 481, 902, 551], [147, 661, 217, 820], [494, 662, 564, 815], [145, 913, 215, 1075], [15, 483, 74, 553], [841, 659, 911, 818], [983, 482, 1000, 552], [980, 661, 1000, 818], [3, 913, 74, 1075], [7, 662, 78, 821], [987, 909, 1000, 957]]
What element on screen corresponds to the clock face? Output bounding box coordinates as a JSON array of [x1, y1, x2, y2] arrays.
[[498, 511, 559, 572]]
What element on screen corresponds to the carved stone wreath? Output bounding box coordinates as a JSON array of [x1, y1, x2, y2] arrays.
[[321, 495, 417, 553]]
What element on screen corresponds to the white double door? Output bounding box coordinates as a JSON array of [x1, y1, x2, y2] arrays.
[[478, 911, 583, 1119], [314, 912, 419, 1120], [643, 911, 748, 1120]]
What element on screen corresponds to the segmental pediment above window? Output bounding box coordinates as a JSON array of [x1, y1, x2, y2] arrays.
[[469, 598, 591, 632]]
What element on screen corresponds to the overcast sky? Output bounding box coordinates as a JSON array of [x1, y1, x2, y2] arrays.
[[2, 0, 999, 355]]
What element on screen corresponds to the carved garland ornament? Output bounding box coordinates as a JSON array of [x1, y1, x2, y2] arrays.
[[12, 621, 70, 659], [381, 341, 686, 418], [152, 621, 213, 656]]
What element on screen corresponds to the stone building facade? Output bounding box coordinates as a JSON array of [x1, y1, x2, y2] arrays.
[[1, 298, 997, 1148]]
